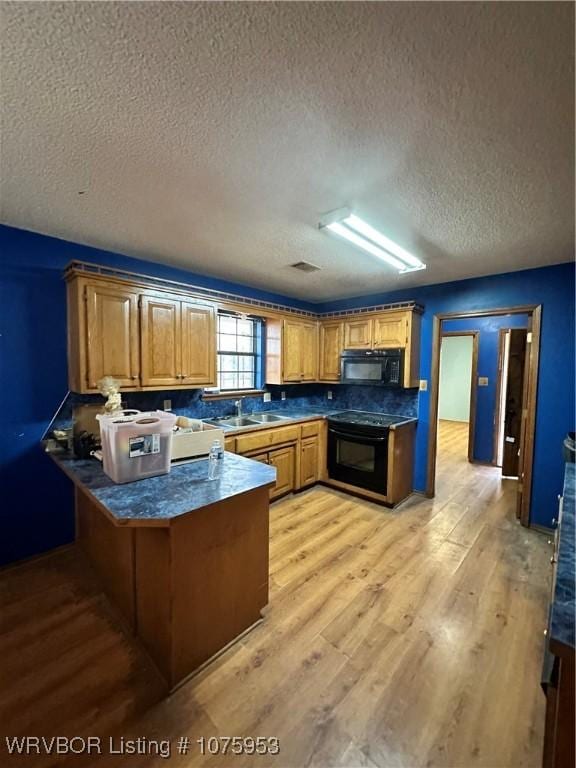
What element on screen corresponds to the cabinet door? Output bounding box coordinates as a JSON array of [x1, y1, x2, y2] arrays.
[[300, 322, 318, 381], [373, 312, 408, 348], [344, 318, 373, 349], [268, 446, 295, 498], [140, 295, 182, 387], [181, 302, 216, 386], [319, 322, 342, 381], [300, 437, 319, 488], [85, 284, 140, 389], [283, 320, 304, 381]]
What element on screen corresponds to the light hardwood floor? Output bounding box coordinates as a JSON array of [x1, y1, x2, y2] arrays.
[[0, 422, 550, 768]]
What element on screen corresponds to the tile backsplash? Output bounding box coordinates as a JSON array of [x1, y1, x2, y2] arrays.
[[47, 384, 419, 434]]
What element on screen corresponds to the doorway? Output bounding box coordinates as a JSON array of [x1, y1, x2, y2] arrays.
[[494, 328, 529, 475], [427, 306, 541, 527], [437, 332, 478, 463]]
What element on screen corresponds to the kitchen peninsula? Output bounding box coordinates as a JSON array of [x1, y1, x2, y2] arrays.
[[50, 450, 276, 690]]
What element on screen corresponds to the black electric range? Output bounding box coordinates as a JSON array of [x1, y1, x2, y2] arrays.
[[327, 410, 408, 432], [326, 410, 410, 494]]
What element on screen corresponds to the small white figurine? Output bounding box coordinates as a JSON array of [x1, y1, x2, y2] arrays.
[[97, 376, 123, 414]]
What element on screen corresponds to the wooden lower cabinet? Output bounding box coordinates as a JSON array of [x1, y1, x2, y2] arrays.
[[300, 436, 319, 488], [269, 447, 296, 498], [245, 446, 296, 499]]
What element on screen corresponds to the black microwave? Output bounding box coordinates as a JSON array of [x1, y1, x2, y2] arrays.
[[340, 349, 404, 387]]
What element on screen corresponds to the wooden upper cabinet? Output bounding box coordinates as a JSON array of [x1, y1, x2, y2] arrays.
[[319, 321, 343, 381], [282, 320, 305, 382], [84, 283, 140, 389], [373, 312, 408, 348], [344, 317, 373, 349], [300, 321, 319, 381], [140, 295, 182, 387], [181, 302, 216, 386], [265, 318, 318, 384]]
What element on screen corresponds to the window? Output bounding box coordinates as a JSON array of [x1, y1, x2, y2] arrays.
[[216, 313, 263, 391]]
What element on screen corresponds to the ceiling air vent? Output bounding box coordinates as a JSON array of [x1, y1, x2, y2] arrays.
[[290, 261, 321, 273]]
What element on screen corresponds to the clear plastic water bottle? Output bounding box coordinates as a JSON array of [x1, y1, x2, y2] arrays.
[[207, 440, 224, 480]]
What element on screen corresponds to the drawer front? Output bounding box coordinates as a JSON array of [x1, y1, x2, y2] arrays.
[[236, 425, 299, 454], [301, 421, 322, 439]]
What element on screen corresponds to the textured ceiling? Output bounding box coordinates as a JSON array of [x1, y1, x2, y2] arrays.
[[1, 1, 574, 301]]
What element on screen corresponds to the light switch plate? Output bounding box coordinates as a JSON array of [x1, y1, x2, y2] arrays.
[[263, 392, 271, 402], [478, 376, 489, 386], [163, 399, 172, 411], [327, 390, 333, 400], [419, 380, 428, 391]]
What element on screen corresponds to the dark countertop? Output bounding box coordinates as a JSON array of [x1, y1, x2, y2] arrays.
[[207, 407, 417, 433], [51, 451, 277, 527], [549, 462, 575, 656]]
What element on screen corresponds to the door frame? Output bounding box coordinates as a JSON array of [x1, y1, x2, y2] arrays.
[[439, 331, 479, 463], [427, 305, 541, 527], [493, 328, 508, 467]]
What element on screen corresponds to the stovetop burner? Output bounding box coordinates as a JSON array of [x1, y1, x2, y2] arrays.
[[328, 410, 404, 428]]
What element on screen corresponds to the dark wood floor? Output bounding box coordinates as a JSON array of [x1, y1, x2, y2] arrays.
[[0, 421, 550, 767]]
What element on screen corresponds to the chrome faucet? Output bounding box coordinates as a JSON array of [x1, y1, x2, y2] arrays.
[[235, 399, 243, 417]]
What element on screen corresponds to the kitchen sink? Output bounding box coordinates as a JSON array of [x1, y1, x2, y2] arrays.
[[251, 413, 290, 423], [204, 416, 261, 428]]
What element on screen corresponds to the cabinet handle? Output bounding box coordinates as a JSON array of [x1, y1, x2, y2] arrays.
[[131, 375, 138, 380], [543, 628, 548, 637], [551, 518, 557, 526], [550, 556, 557, 564]]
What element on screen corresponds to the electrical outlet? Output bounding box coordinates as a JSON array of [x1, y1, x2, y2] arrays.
[[327, 390, 333, 400], [281, 391, 286, 401], [419, 380, 428, 391], [263, 392, 271, 403], [163, 399, 172, 411], [478, 376, 489, 387]]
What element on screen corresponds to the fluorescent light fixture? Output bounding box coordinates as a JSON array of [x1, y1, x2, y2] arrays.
[[319, 208, 426, 273]]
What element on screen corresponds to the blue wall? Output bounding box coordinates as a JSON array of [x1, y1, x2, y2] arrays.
[[319, 263, 575, 527], [443, 315, 528, 463], [1, 223, 574, 565], [0, 225, 314, 566]]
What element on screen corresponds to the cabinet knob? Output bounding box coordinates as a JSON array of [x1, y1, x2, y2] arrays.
[[543, 628, 548, 637], [547, 539, 553, 546], [131, 375, 138, 380], [550, 556, 557, 564], [551, 518, 557, 526]]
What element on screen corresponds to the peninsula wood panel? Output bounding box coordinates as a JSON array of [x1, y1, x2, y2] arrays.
[[85, 282, 140, 389], [319, 321, 343, 381], [139, 295, 181, 387], [75, 487, 136, 629]]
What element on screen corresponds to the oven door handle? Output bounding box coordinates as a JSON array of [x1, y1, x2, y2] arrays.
[[328, 428, 388, 443]]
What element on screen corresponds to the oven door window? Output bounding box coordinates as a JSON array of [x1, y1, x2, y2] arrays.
[[343, 361, 383, 381], [337, 439, 375, 473]]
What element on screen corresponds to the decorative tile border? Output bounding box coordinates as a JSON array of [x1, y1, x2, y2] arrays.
[[66, 260, 424, 319]]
